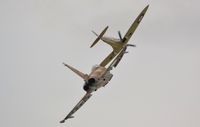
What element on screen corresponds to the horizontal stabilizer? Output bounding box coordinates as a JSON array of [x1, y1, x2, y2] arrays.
[[90, 26, 108, 48], [92, 31, 98, 36]]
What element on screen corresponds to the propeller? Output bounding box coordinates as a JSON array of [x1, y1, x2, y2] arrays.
[[118, 31, 123, 42], [127, 44, 136, 47]]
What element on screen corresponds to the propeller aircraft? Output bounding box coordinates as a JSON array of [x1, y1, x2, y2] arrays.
[[91, 5, 149, 67]]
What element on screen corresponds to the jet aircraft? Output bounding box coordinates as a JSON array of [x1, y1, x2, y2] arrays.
[[60, 5, 149, 123]]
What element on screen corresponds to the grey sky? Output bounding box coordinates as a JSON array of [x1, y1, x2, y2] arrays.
[[0, 0, 200, 127]]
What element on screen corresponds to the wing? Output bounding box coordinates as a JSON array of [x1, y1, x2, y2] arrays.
[[106, 46, 127, 72], [60, 93, 92, 123], [100, 51, 116, 67], [100, 44, 128, 70], [111, 47, 127, 68], [122, 5, 149, 44]]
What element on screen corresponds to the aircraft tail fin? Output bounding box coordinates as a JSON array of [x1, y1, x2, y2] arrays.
[[63, 63, 89, 80], [90, 26, 108, 48]]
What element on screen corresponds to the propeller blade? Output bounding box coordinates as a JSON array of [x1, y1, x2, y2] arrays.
[[127, 44, 136, 47], [118, 31, 123, 42]]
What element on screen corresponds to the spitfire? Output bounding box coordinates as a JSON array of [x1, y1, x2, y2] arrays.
[[91, 5, 149, 67], [60, 5, 149, 123]]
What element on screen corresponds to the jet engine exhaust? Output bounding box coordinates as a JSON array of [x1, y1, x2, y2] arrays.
[[83, 78, 96, 92]]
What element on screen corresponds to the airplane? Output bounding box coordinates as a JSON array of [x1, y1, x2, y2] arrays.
[[91, 5, 149, 67], [60, 5, 149, 123]]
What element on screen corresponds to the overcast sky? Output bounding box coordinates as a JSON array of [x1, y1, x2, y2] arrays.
[[0, 0, 200, 127]]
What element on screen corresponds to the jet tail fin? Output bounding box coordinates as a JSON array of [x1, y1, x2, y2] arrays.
[[90, 26, 108, 48], [63, 63, 89, 80]]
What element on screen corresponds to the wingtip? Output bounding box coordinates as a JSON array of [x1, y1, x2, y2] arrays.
[[90, 45, 94, 48], [63, 62, 67, 66], [60, 116, 74, 123], [145, 4, 149, 10], [60, 120, 65, 123]]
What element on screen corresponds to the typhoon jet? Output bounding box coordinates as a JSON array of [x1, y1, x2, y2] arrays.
[[60, 5, 149, 123]]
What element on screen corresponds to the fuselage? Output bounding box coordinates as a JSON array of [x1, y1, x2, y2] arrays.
[[83, 65, 113, 92], [101, 36, 124, 53]]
